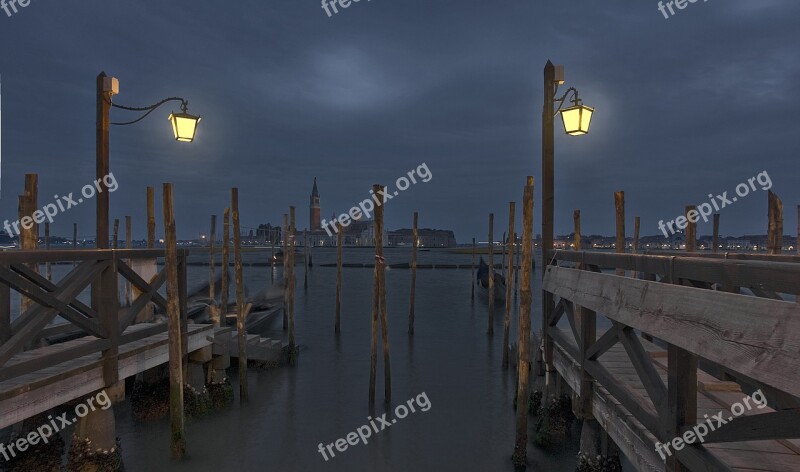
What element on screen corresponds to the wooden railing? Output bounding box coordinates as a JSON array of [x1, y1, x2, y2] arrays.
[[0, 248, 191, 386], [541, 250, 800, 471]]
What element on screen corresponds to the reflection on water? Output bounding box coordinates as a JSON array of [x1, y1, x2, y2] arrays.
[[105, 247, 583, 471]]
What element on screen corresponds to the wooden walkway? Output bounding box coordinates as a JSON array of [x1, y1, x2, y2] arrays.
[[0, 323, 213, 429], [541, 251, 800, 472], [0, 249, 226, 430]]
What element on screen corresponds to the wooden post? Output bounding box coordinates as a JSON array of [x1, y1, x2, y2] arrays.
[[96, 73, 110, 250], [501, 231, 507, 275], [502, 203, 515, 369], [112, 218, 119, 249], [288, 207, 297, 364], [123, 216, 132, 306], [614, 191, 625, 276], [270, 228, 275, 284], [147, 186, 155, 248], [232, 189, 248, 402], [409, 212, 418, 335], [209, 215, 217, 325], [797, 205, 799, 255], [513, 176, 535, 467], [335, 226, 343, 334], [20, 175, 38, 314], [304, 229, 309, 289], [162, 183, 186, 459], [685, 205, 697, 253], [282, 213, 288, 331], [377, 186, 391, 404], [487, 213, 495, 335], [471, 237, 476, 301], [573, 210, 581, 253], [768, 191, 783, 254], [73, 222, 78, 268], [633, 216, 640, 255], [221, 208, 230, 321], [44, 222, 51, 281], [712, 214, 720, 253], [515, 231, 521, 291]]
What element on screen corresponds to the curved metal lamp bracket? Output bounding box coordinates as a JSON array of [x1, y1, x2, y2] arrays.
[[108, 96, 189, 126]]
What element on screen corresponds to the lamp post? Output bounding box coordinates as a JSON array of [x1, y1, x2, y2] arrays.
[[95, 71, 200, 249], [540, 60, 593, 384]]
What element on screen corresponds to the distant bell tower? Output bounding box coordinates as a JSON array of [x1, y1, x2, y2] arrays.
[[310, 178, 321, 230]]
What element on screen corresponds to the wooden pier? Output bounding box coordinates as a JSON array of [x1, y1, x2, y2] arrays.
[[0, 248, 241, 453], [538, 250, 800, 472]]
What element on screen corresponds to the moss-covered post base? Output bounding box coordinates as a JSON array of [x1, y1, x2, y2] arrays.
[[575, 418, 622, 472], [68, 400, 122, 472], [534, 394, 576, 447]]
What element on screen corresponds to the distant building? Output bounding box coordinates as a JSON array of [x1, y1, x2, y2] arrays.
[[388, 229, 456, 248], [310, 178, 321, 230]]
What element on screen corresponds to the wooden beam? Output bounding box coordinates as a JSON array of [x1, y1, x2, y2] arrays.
[[543, 266, 800, 397]]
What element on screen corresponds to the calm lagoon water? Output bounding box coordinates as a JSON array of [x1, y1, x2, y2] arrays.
[[108, 247, 586, 471]]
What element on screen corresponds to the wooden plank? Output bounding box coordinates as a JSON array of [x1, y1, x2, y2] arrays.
[[543, 266, 800, 397]]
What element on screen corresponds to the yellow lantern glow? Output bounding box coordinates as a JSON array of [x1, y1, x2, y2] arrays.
[[168, 112, 201, 142], [560, 103, 593, 136]]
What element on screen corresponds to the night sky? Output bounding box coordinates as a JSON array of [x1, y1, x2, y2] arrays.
[[0, 1, 797, 242]]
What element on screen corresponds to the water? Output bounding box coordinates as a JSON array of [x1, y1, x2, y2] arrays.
[[112, 247, 583, 471]]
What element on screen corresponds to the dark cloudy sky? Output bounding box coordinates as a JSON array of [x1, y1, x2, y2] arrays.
[[0, 0, 797, 242]]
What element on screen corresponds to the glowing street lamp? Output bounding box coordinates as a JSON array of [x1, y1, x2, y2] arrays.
[[96, 72, 201, 250], [558, 90, 594, 136], [168, 102, 201, 143]]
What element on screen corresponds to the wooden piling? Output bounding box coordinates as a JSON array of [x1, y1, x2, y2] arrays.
[[502, 231, 507, 274], [376, 186, 391, 404], [471, 237, 476, 301], [502, 203, 515, 369], [574, 210, 582, 253], [221, 208, 230, 321], [713, 213, 720, 253], [147, 186, 155, 248], [409, 212, 418, 335], [73, 223, 78, 268], [270, 228, 275, 284], [633, 216, 640, 255], [209, 215, 217, 325], [282, 213, 288, 331], [515, 231, 520, 291], [797, 205, 799, 255], [304, 229, 309, 289], [112, 218, 119, 249], [512, 176, 534, 467], [685, 205, 697, 252], [20, 175, 38, 314], [44, 222, 51, 281], [162, 183, 186, 459], [232, 189, 248, 402], [614, 191, 625, 276], [335, 227, 343, 334], [125, 216, 132, 306], [488, 213, 495, 335], [768, 191, 783, 254], [288, 207, 297, 364]]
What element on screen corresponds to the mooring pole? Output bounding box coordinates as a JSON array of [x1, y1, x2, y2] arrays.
[[488, 213, 495, 335], [335, 227, 343, 334], [162, 183, 186, 459], [513, 176, 535, 467], [409, 212, 418, 335], [232, 189, 248, 402], [502, 202, 515, 369]]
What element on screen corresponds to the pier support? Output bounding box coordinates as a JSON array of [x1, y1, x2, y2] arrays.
[[68, 383, 125, 472], [576, 419, 622, 472]]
